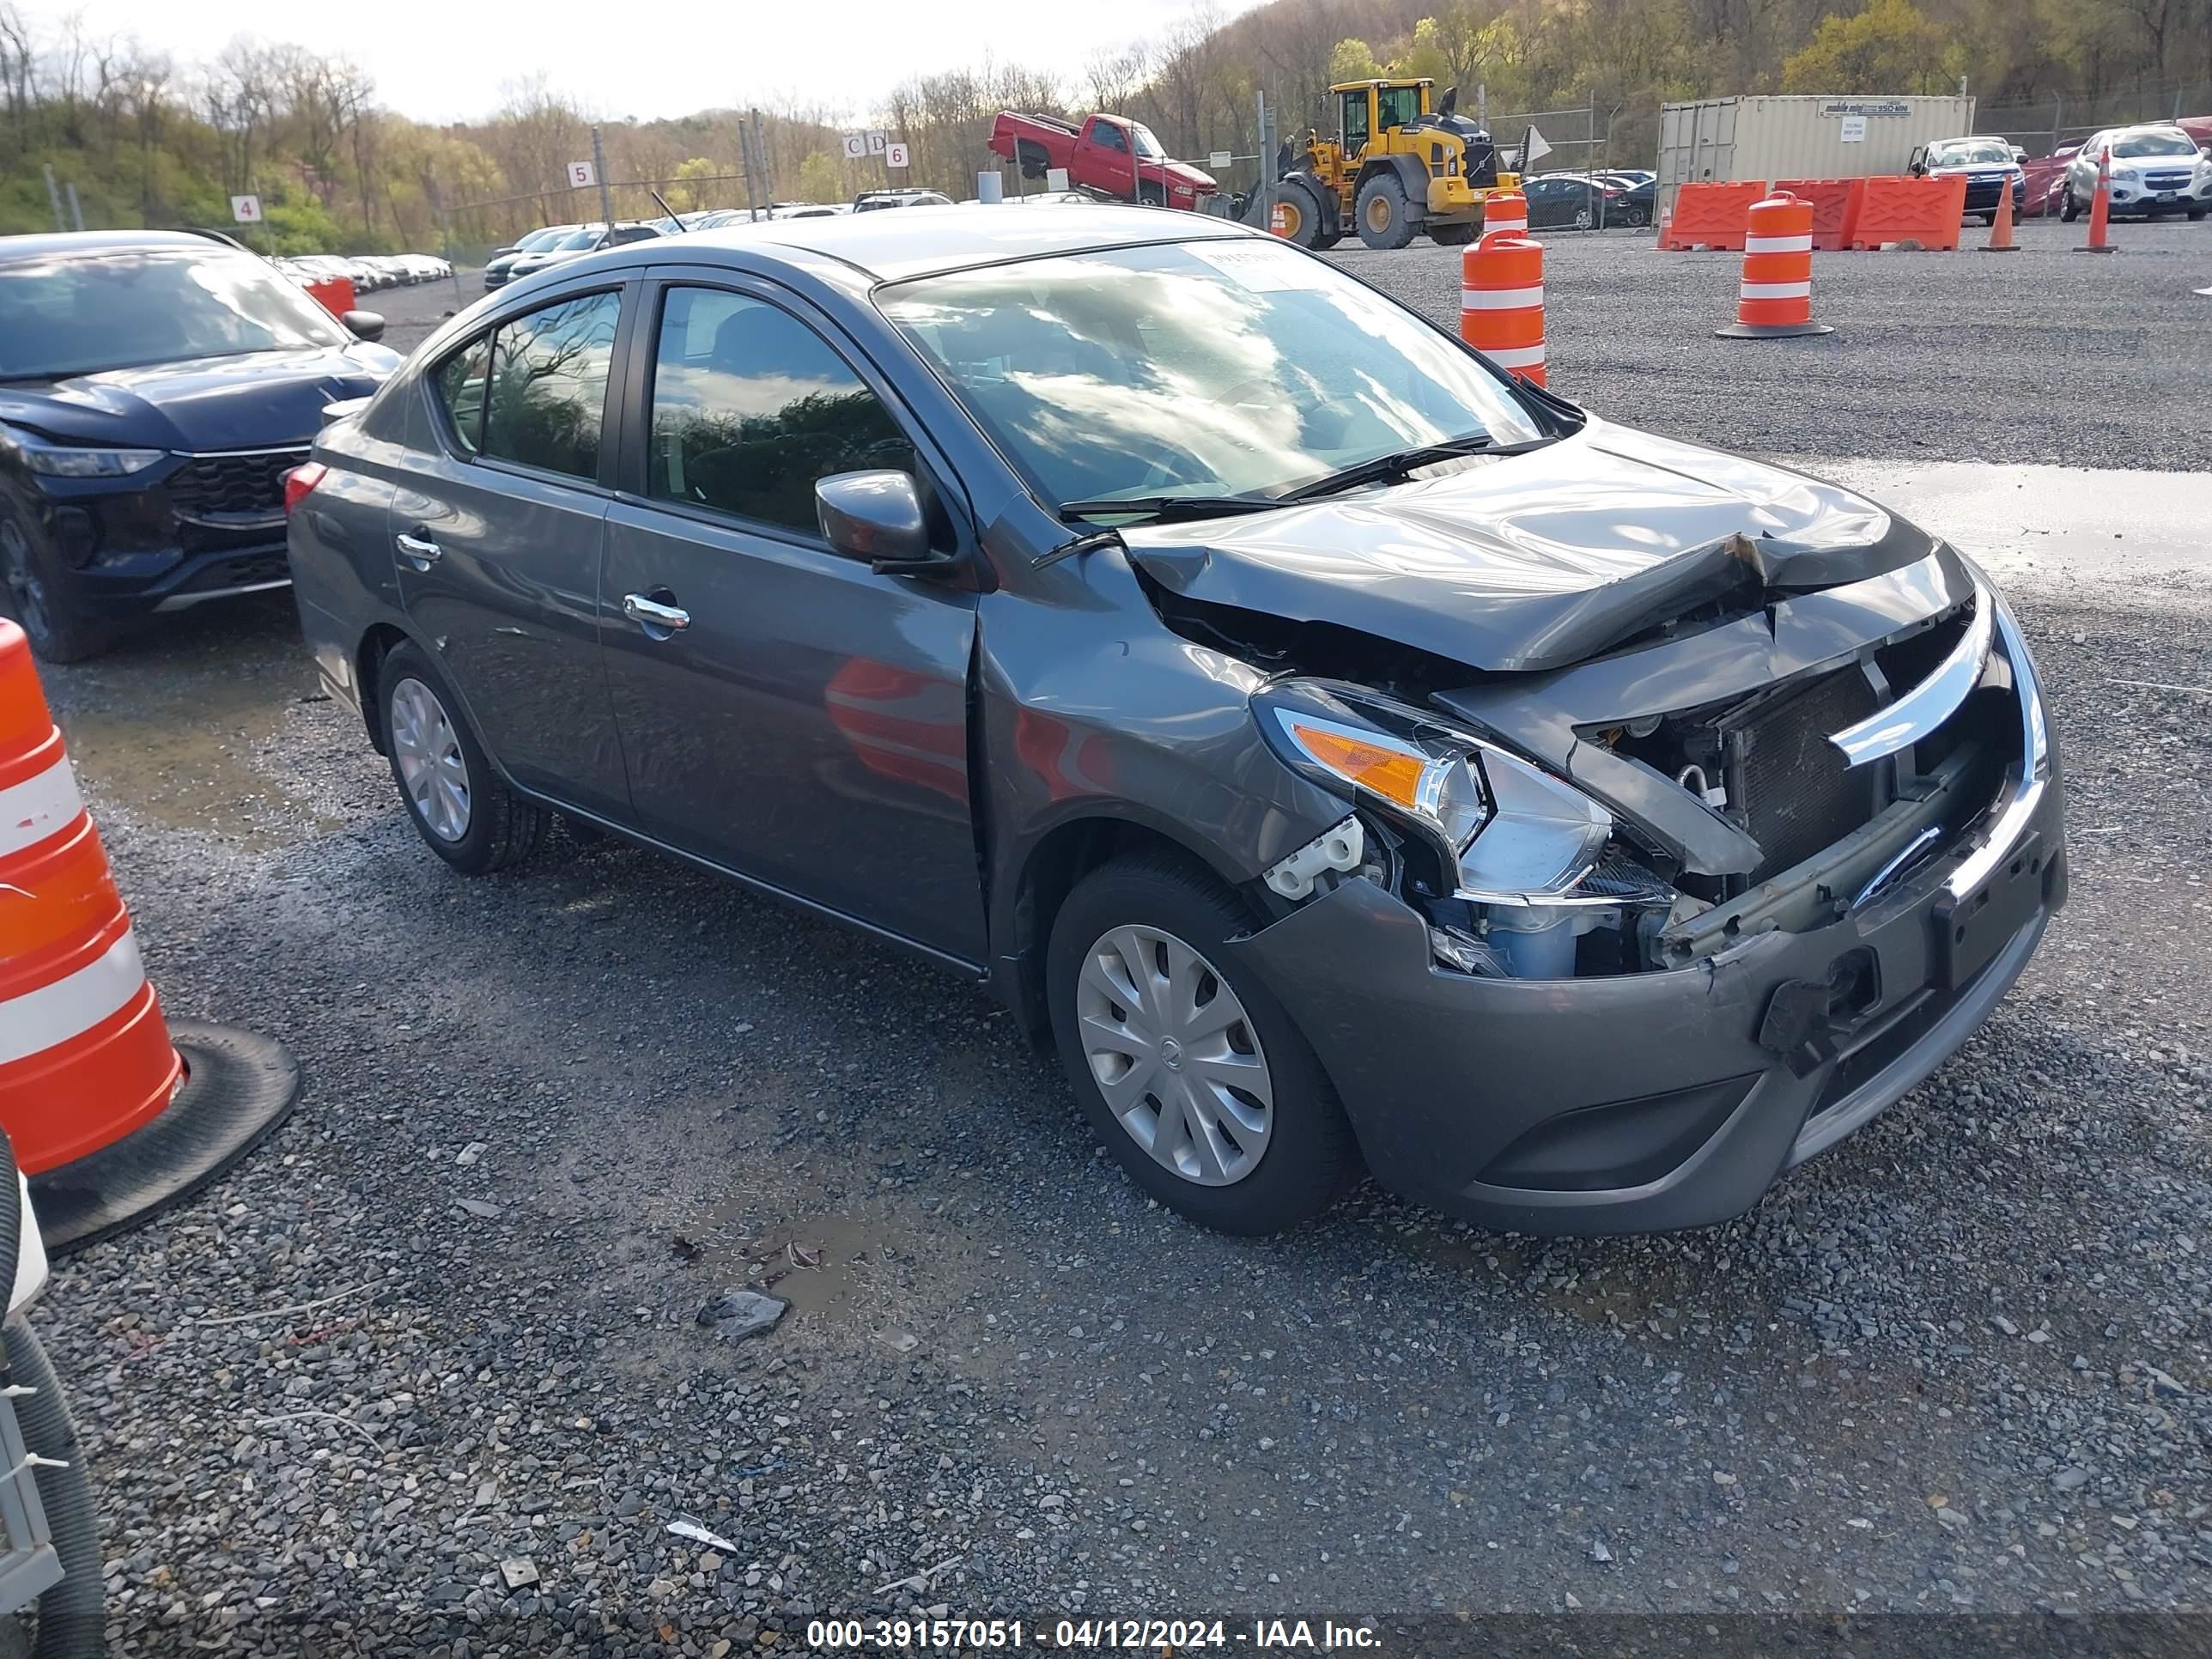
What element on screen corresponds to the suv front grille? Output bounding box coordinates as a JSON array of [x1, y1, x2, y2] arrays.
[[167, 447, 309, 526], [1723, 668, 1882, 883]]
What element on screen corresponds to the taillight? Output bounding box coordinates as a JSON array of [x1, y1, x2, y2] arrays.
[[283, 462, 328, 516]]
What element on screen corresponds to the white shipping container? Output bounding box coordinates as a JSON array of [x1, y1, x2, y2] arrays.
[[1657, 94, 1978, 219]]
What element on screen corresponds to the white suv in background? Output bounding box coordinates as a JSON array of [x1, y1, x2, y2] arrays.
[[2060, 124, 2212, 221]]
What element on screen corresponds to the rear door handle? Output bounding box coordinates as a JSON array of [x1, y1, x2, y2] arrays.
[[623, 592, 690, 634], [395, 532, 442, 570]]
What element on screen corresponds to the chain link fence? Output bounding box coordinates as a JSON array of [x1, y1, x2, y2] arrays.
[[1485, 103, 1649, 231], [1975, 80, 2212, 155]]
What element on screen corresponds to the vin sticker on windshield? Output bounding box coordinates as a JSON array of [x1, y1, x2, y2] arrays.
[[1184, 240, 1324, 292]]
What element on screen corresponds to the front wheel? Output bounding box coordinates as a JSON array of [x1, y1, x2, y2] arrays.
[[0, 511, 112, 664], [2059, 188, 2080, 222], [2191, 205, 2208, 222], [1046, 854, 1361, 1235], [376, 641, 547, 875], [1138, 181, 1165, 207], [1354, 173, 1419, 250]]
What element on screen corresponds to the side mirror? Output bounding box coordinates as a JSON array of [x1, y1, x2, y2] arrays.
[[816, 471, 943, 574], [343, 310, 386, 343]]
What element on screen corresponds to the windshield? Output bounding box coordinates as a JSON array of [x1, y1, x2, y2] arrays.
[[551, 228, 600, 251], [1930, 140, 2013, 166], [879, 238, 1547, 512], [520, 227, 568, 251], [2113, 131, 2197, 158], [1130, 123, 1165, 159], [0, 247, 349, 379]]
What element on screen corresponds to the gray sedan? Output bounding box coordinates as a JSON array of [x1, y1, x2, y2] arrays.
[[284, 207, 2063, 1237]]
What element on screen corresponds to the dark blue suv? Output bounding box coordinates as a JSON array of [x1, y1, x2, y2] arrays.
[[0, 231, 399, 659]]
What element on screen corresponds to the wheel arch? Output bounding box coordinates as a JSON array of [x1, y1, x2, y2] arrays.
[[994, 807, 1257, 1044]]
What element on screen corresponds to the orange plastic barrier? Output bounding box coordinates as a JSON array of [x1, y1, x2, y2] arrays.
[[0, 625, 180, 1177], [305, 276, 356, 318], [1771, 178, 1865, 251], [1659, 182, 1768, 250], [1849, 174, 1969, 250], [0, 620, 300, 1251], [1716, 193, 1832, 340], [1480, 189, 1527, 239], [1461, 232, 1546, 386]]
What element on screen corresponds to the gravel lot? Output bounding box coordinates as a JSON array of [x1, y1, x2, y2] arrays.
[[19, 246, 2212, 1656], [1335, 215, 2212, 471]]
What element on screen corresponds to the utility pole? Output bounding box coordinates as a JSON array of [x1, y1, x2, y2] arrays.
[[592, 125, 616, 232], [1256, 90, 1274, 232]]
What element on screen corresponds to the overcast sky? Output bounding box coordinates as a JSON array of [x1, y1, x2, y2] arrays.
[[52, 0, 1262, 124]]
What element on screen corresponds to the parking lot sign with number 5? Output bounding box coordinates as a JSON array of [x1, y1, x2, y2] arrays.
[[885, 143, 910, 170], [229, 194, 261, 224], [566, 160, 596, 188]]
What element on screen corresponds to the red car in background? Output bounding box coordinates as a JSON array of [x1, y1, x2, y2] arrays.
[[2019, 143, 2079, 216], [989, 111, 1216, 208]]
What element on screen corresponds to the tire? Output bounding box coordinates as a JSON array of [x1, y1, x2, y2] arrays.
[[2191, 206, 2208, 222], [1428, 220, 1478, 246], [1621, 205, 1648, 228], [0, 510, 113, 664], [1271, 176, 1330, 249], [1979, 212, 1996, 226], [1311, 231, 1345, 250], [1354, 172, 1419, 250], [1045, 852, 1362, 1235], [2060, 188, 2080, 222], [1573, 205, 1595, 231], [1138, 181, 1165, 207], [374, 641, 547, 875], [5, 1315, 104, 1659]]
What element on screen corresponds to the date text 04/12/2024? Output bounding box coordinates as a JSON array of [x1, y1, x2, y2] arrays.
[[804, 1619, 1383, 1650]]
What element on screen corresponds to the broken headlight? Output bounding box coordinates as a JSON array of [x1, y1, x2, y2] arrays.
[[1256, 680, 1619, 902]]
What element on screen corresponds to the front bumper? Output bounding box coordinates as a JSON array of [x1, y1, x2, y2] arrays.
[[25, 460, 298, 619], [1959, 177, 2025, 212], [1230, 606, 2064, 1237]]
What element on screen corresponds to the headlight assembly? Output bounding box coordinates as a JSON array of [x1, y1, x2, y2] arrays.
[[4, 425, 165, 479], [1256, 680, 1621, 904]]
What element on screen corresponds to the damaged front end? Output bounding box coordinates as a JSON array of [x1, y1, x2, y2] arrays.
[[1228, 538, 2046, 994]]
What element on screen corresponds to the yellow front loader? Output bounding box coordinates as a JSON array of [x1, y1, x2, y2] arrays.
[[1267, 79, 1521, 251]]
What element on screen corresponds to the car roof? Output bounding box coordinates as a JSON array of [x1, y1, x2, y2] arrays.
[[664, 203, 1253, 283], [0, 228, 241, 264]]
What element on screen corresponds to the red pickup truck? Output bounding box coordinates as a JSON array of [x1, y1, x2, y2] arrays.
[[988, 111, 1216, 208]]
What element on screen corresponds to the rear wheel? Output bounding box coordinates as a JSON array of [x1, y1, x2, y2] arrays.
[[1355, 172, 1419, 250], [1046, 854, 1361, 1235], [376, 641, 547, 875], [1573, 204, 1595, 231], [1269, 176, 1331, 249], [0, 509, 112, 664]]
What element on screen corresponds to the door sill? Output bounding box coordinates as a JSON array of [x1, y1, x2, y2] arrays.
[[514, 791, 992, 981]]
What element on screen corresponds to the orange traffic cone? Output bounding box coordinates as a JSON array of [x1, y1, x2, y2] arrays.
[[1461, 230, 1546, 386], [1983, 179, 2019, 252], [2078, 149, 2114, 253], [1716, 192, 1833, 339], [0, 620, 299, 1251]]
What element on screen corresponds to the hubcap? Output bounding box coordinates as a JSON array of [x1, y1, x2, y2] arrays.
[[0, 520, 51, 641], [1366, 196, 1390, 231], [1075, 924, 1273, 1187], [388, 676, 471, 842]]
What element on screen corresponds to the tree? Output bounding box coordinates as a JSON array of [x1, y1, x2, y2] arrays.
[[672, 155, 720, 210], [794, 149, 841, 204], [1328, 39, 1386, 84], [1781, 0, 1966, 94]]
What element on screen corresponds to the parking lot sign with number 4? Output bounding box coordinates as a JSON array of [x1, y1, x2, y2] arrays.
[[229, 194, 261, 224], [885, 143, 910, 170]]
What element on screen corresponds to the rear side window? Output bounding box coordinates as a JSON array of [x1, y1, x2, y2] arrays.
[[647, 287, 910, 535], [429, 289, 621, 477], [435, 338, 492, 454]]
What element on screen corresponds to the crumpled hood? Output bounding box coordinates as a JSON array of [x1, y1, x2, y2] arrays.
[[1121, 421, 1937, 672], [1, 343, 398, 453]]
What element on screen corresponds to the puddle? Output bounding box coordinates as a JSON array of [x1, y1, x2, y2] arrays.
[[34, 599, 339, 850], [688, 1210, 882, 1322]]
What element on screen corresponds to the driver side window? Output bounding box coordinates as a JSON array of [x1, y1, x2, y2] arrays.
[[1093, 122, 1127, 154], [647, 287, 912, 536]]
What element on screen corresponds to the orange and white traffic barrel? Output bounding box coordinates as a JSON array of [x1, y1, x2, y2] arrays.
[[0, 619, 298, 1252], [1461, 231, 1546, 386], [1715, 191, 1833, 339], [1480, 189, 1527, 240]]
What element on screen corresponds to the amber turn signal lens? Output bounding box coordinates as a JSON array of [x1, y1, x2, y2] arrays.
[[1283, 720, 1430, 811]]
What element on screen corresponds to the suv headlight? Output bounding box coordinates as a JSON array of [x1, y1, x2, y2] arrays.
[[1256, 680, 1613, 901], [4, 425, 165, 478]]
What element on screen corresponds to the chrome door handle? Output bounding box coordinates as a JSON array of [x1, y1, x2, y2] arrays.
[[623, 592, 690, 633], [395, 532, 442, 570]]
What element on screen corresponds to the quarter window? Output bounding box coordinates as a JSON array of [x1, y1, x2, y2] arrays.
[[434, 337, 492, 454], [647, 287, 910, 535], [478, 289, 622, 481]]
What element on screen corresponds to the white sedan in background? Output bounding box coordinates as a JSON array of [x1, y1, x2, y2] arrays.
[[2060, 124, 2212, 221]]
